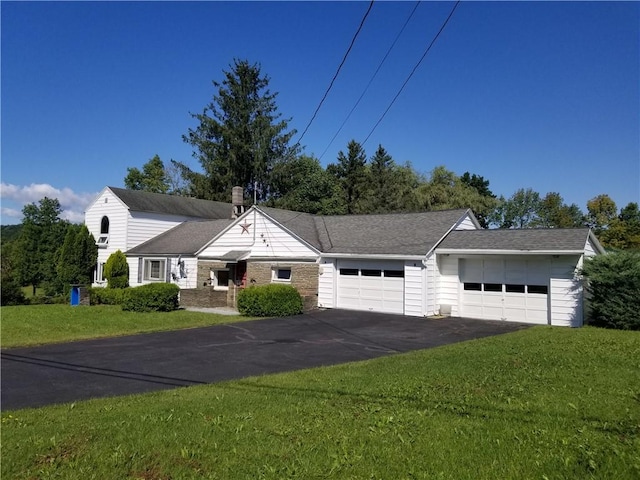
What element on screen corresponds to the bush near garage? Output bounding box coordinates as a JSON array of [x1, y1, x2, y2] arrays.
[[89, 287, 129, 305], [581, 250, 640, 330], [237, 284, 303, 317], [122, 283, 180, 313]]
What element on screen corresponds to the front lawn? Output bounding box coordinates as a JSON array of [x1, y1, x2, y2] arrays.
[[0, 304, 247, 348], [2, 326, 639, 479]]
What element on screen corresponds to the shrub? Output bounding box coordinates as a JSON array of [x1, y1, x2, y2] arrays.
[[122, 283, 180, 312], [104, 250, 129, 289], [0, 279, 26, 306], [237, 284, 303, 317], [581, 250, 640, 330], [89, 287, 128, 305]]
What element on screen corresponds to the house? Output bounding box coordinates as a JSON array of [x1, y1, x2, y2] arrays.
[[84, 186, 236, 285], [85, 187, 604, 327]]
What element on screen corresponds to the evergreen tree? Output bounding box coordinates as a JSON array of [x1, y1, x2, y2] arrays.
[[327, 140, 368, 214], [57, 224, 98, 290], [180, 59, 298, 202], [104, 250, 129, 289], [124, 155, 170, 193]]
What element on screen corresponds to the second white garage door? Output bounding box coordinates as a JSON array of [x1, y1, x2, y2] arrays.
[[460, 257, 550, 324], [337, 260, 404, 314]]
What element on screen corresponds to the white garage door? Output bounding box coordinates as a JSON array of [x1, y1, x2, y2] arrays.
[[337, 260, 404, 314], [460, 258, 549, 324]]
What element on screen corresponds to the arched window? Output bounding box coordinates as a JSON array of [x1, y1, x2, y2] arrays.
[[100, 216, 110, 234], [97, 216, 110, 247]]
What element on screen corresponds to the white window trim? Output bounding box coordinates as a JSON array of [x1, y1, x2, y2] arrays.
[[96, 235, 109, 248], [272, 267, 292, 283], [144, 258, 166, 282], [211, 269, 230, 291]]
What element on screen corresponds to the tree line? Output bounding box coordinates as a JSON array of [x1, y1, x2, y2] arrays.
[[1, 198, 97, 305], [124, 59, 640, 248]]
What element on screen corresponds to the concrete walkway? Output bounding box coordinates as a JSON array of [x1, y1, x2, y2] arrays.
[[1, 310, 530, 410]]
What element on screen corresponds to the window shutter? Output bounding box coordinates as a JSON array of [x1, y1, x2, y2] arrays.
[[138, 258, 143, 283], [166, 258, 172, 282]]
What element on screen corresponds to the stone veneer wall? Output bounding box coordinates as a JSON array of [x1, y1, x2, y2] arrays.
[[180, 261, 319, 311], [246, 262, 319, 310], [179, 288, 228, 308]]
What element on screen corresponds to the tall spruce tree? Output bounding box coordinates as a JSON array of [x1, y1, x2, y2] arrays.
[[180, 59, 298, 202], [327, 140, 368, 214]]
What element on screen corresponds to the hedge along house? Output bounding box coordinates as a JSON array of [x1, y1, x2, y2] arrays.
[[86, 187, 604, 327]]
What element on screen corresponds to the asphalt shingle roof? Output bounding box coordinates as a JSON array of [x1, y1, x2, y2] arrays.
[[109, 187, 233, 219], [438, 228, 592, 252], [315, 209, 471, 255], [127, 219, 233, 255]]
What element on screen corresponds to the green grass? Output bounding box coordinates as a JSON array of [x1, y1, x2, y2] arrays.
[[2, 326, 639, 479], [0, 304, 249, 348]]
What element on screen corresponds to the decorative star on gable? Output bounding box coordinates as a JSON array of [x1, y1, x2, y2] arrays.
[[240, 222, 252, 234]]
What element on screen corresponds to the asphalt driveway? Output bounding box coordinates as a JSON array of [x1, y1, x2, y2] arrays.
[[1, 310, 530, 410]]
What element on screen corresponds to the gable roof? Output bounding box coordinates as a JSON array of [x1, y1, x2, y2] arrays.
[[127, 219, 233, 255], [315, 209, 472, 255], [437, 228, 604, 254], [108, 187, 233, 219]]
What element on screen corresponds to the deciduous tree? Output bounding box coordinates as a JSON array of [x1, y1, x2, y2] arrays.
[[14, 198, 69, 295]]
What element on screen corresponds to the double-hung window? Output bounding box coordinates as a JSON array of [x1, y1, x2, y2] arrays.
[[144, 259, 166, 282]]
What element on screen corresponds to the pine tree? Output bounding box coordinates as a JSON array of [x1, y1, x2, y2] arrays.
[[180, 59, 298, 202]]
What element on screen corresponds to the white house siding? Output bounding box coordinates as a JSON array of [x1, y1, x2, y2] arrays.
[[127, 212, 200, 250], [85, 189, 129, 285], [128, 257, 141, 287], [318, 259, 335, 309], [425, 253, 438, 316], [454, 214, 478, 231], [550, 255, 583, 327], [437, 255, 460, 316], [404, 261, 425, 317], [199, 210, 317, 259]]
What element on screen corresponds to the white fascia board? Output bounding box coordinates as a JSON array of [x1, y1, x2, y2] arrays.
[[244, 257, 318, 263], [424, 208, 478, 258], [319, 253, 425, 260], [435, 249, 585, 256]]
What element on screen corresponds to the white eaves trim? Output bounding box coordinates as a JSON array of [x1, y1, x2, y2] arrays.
[[425, 208, 478, 258], [435, 249, 587, 256], [319, 253, 425, 260]]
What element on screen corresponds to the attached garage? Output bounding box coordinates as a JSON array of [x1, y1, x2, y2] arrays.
[[459, 257, 550, 324], [336, 260, 405, 314]]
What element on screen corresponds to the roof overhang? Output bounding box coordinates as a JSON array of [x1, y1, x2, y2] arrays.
[[435, 249, 585, 256], [319, 253, 425, 260], [201, 250, 251, 262]]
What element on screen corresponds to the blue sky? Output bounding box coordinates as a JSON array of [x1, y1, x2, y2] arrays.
[[2, 1, 638, 225]]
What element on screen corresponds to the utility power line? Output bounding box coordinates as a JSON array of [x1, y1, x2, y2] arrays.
[[319, 1, 422, 161], [295, 0, 375, 147], [360, 0, 461, 148]]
